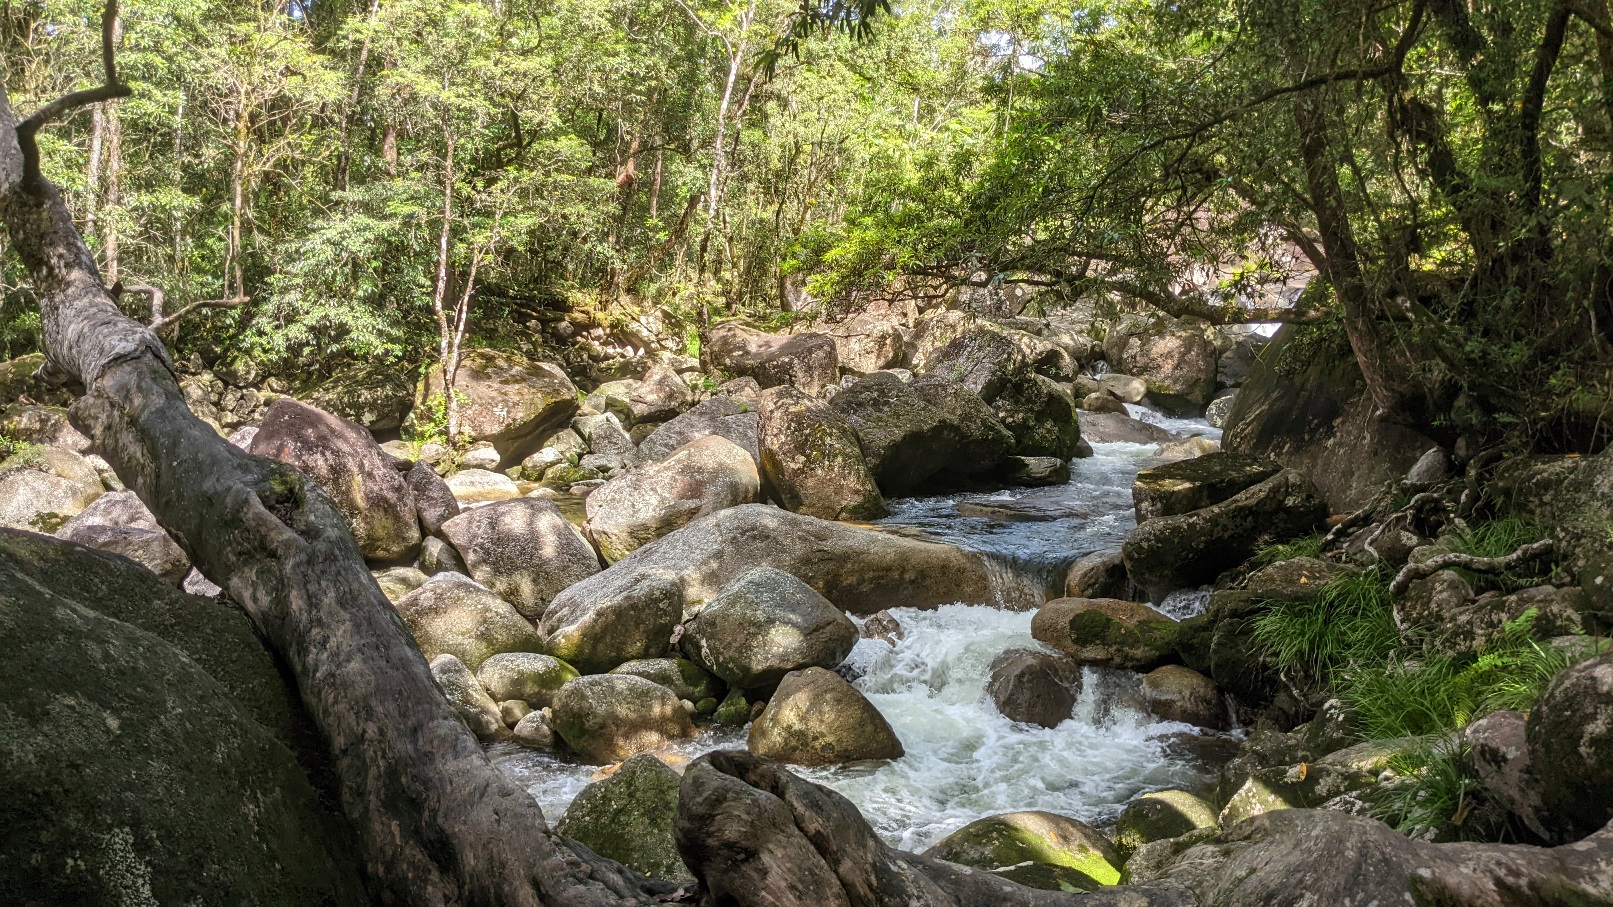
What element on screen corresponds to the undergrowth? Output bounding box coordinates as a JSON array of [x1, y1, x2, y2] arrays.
[[1447, 518, 1553, 591], [1252, 568, 1398, 681], [1250, 534, 1324, 568]]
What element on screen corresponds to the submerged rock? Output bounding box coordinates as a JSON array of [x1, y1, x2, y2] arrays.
[[923, 810, 1121, 892], [747, 667, 903, 765], [556, 754, 692, 884], [550, 674, 695, 764]]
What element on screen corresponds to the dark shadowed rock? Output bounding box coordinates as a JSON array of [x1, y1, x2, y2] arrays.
[[248, 398, 420, 561], [705, 324, 840, 397], [1064, 550, 1130, 600], [1527, 650, 1613, 841], [829, 372, 1011, 495], [1141, 665, 1227, 730], [1132, 451, 1282, 524], [406, 459, 460, 536], [986, 648, 1082, 727], [303, 361, 414, 431]]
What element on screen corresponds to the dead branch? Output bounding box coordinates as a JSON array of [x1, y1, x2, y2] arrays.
[[120, 284, 249, 333], [1390, 539, 1554, 595]]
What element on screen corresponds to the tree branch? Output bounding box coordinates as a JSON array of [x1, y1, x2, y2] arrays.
[[15, 0, 130, 188], [1389, 539, 1554, 595]]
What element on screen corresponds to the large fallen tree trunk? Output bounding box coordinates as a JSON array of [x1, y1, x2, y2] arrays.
[[4, 8, 1613, 906]]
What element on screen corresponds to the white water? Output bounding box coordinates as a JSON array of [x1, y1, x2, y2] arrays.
[[489, 427, 1236, 850]]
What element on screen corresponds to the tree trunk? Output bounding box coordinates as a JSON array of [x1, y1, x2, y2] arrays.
[[103, 96, 122, 284], [430, 102, 462, 442], [85, 104, 103, 237]]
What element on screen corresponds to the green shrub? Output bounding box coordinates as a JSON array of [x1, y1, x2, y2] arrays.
[[1253, 569, 1398, 681]]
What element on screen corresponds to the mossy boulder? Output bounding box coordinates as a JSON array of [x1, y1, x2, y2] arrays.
[[923, 810, 1120, 892], [610, 657, 724, 705], [682, 567, 859, 692], [302, 360, 414, 430], [440, 498, 600, 620], [747, 667, 903, 765], [991, 372, 1082, 460], [757, 385, 886, 521], [1132, 451, 1282, 524], [550, 674, 696, 764], [1114, 791, 1219, 859], [415, 347, 579, 464], [394, 572, 546, 671], [0, 444, 104, 532], [540, 566, 683, 675], [1218, 777, 1293, 827], [476, 652, 579, 709], [0, 529, 364, 905], [556, 754, 693, 884], [1031, 598, 1179, 670], [828, 371, 1011, 495]]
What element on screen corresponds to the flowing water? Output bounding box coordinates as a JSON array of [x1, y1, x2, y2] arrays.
[[491, 419, 1239, 851]]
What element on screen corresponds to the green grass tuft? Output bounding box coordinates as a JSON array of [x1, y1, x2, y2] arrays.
[[1250, 534, 1324, 568], [1253, 569, 1398, 679]]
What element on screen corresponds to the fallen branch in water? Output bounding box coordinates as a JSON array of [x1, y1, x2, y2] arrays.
[[1389, 539, 1554, 595]]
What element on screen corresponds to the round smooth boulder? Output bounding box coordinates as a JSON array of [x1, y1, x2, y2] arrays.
[[440, 498, 600, 620], [444, 468, 521, 504], [585, 435, 760, 562], [1031, 598, 1178, 670], [406, 460, 461, 535], [416, 348, 579, 462], [704, 324, 840, 397], [757, 385, 887, 521], [610, 657, 725, 704], [747, 667, 903, 766], [1141, 665, 1228, 730], [393, 572, 545, 670], [987, 648, 1083, 728], [540, 566, 683, 674], [550, 674, 696, 764], [475, 652, 579, 709], [683, 567, 859, 692], [556, 754, 693, 884], [1082, 392, 1128, 414], [1113, 790, 1219, 857], [1526, 650, 1613, 842], [55, 489, 190, 585], [429, 654, 509, 742], [247, 398, 419, 561], [0, 445, 105, 533], [922, 810, 1120, 892]]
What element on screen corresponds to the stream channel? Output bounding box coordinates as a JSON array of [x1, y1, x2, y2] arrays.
[[490, 406, 1240, 852]]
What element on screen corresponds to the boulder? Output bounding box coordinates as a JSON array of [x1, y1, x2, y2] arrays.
[[475, 652, 579, 709], [923, 811, 1120, 892], [1113, 790, 1219, 858], [460, 443, 501, 471], [0, 352, 73, 407], [0, 529, 364, 905], [989, 372, 1081, 460], [757, 385, 886, 520], [1002, 455, 1070, 487], [500, 699, 532, 727], [419, 535, 466, 575], [440, 498, 600, 620], [1204, 392, 1237, 428], [574, 412, 638, 460], [704, 324, 840, 397], [1493, 448, 1613, 578], [302, 361, 414, 431], [1031, 598, 1178, 670], [919, 329, 1028, 402], [55, 489, 189, 584], [610, 658, 725, 705], [0, 445, 104, 532], [1081, 392, 1128, 414], [1097, 373, 1147, 403], [682, 567, 859, 692], [586, 435, 760, 561], [248, 398, 420, 561], [828, 372, 1011, 494], [1465, 710, 1541, 835], [555, 754, 692, 883], [986, 648, 1083, 727], [624, 363, 693, 424], [1063, 550, 1130, 600], [825, 312, 907, 374], [1152, 436, 1220, 463], [550, 674, 695, 764], [906, 309, 977, 370], [1224, 323, 1437, 512], [549, 504, 1009, 617], [512, 710, 558, 749], [1077, 412, 1174, 445], [416, 348, 579, 463], [1132, 451, 1282, 523], [393, 572, 545, 670], [637, 397, 759, 464], [0, 402, 91, 450], [1123, 469, 1327, 601], [1107, 316, 1218, 413], [1141, 665, 1227, 730], [747, 667, 904, 765], [429, 654, 509, 742], [406, 459, 460, 535], [373, 565, 429, 602], [539, 566, 683, 674], [1526, 650, 1613, 841]]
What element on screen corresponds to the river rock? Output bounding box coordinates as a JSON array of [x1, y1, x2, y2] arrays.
[[1077, 412, 1173, 445], [55, 489, 189, 584], [1526, 650, 1613, 841], [637, 396, 760, 464], [1153, 436, 1220, 463], [574, 412, 638, 461], [1082, 392, 1128, 414], [556, 754, 692, 883], [1132, 451, 1282, 523], [986, 648, 1082, 727], [1123, 469, 1327, 601], [991, 373, 1082, 459], [416, 348, 578, 463], [1003, 455, 1070, 487], [829, 372, 1011, 494], [1141, 665, 1227, 729], [429, 653, 509, 742], [512, 709, 558, 748], [1465, 710, 1541, 834], [1107, 316, 1217, 414], [419, 535, 466, 575], [923, 811, 1120, 892], [757, 385, 886, 520], [247, 398, 420, 561], [1064, 550, 1130, 600], [1031, 598, 1178, 670], [1097, 373, 1148, 403], [826, 311, 907, 374], [747, 667, 904, 765], [1114, 790, 1219, 857], [540, 565, 683, 674], [0, 402, 90, 450], [550, 504, 1006, 617], [705, 324, 840, 397], [476, 652, 579, 709], [460, 443, 502, 471], [622, 363, 694, 424], [0, 530, 366, 905], [611, 657, 724, 705], [683, 567, 859, 692], [1204, 391, 1238, 428], [0, 444, 104, 532], [920, 329, 1028, 401], [586, 435, 760, 561], [393, 571, 545, 670], [406, 459, 460, 535], [550, 674, 696, 764], [440, 498, 600, 620], [373, 565, 428, 602], [301, 361, 414, 431]]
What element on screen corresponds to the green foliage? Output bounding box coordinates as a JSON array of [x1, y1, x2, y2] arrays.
[[1367, 738, 1480, 841], [1448, 519, 1553, 591], [1250, 534, 1323, 568], [1253, 569, 1398, 680], [404, 392, 460, 448]]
